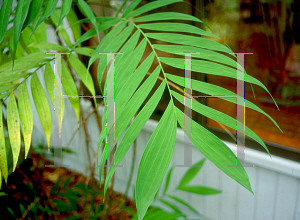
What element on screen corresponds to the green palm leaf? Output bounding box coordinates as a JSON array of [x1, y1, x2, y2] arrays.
[[176, 107, 253, 194], [177, 158, 206, 188], [92, 2, 281, 218], [0, 101, 8, 182], [132, 11, 203, 23], [71, 18, 122, 50], [56, 0, 72, 32], [163, 165, 174, 195], [44, 62, 65, 122], [30, 0, 59, 40], [66, 8, 81, 46], [177, 185, 222, 195], [31, 72, 52, 149], [7, 93, 21, 172], [12, 0, 31, 65], [124, 0, 183, 19], [22, 0, 43, 31], [0, 0, 13, 44], [18, 82, 33, 159], [78, 0, 100, 42], [171, 90, 271, 155], [135, 101, 177, 220], [167, 195, 201, 216], [61, 61, 80, 122]]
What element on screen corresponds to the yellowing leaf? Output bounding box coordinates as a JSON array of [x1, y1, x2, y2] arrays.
[[31, 73, 51, 148], [61, 62, 80, 122], [18, 81, 33, 159], [0, 101, 8, 182], [44, 63, 65, 122], [7, 93, 21, 172]]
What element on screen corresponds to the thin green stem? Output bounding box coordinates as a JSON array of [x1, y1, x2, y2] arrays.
[[127, 20, 175, 106], [115, 0, 128, 18]]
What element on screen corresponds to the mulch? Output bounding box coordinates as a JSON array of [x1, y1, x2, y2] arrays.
[[0, 153, 136, 220]]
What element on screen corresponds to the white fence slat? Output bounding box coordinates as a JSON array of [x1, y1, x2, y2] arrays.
[[203, 159, 222, 220], [274, 173, 299, 220], [253, 167, 277, 219], [219, 169, 239, 220], [236, 164, 257, 220], [294, 180, 300, 220]]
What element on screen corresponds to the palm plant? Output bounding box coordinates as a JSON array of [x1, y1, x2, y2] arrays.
[[0, 0, 281, 219]]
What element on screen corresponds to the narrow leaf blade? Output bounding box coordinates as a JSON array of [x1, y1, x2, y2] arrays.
[[78, 0, 100, 42], [175, 107, 254, 195], [0, 102, 8, 181], [135, 101, 177, 220], [61, 62, 80, 122], [177, 185, 221, 195], [31, 0, 59, 39], [13, 0, 31, 63], [0, 0, 13, 44], [177, 158, 206, 188], [18, 81, 33, 159], [163, 166, 174, 194], [56, 0, 72, 31], [125, 0, 183, 19], [31, 73, 52, 148], [22, 0, 43, 31], [7, 93, 20, 172]]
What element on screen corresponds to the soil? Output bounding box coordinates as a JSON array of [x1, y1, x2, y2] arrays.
[[0, 153, 136, 220]]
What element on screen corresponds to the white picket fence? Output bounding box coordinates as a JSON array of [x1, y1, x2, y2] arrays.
[[28, 97, 300, 220]]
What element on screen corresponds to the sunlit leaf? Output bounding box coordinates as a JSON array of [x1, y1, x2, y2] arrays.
[[0, 52, 53, 77], [18, 81, 33, 159], [74, 47, 95, 57], [61, 61, 80, 122], [31, 73, 51, 149], [50, 9, 73, 48], [68, 54, 96, 104], [66, 8, 81, 45], [28, 42, 69, 52], [0, 101, 8, 182], [0, 83, 19, 94], [7, 93, 20, 172]]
